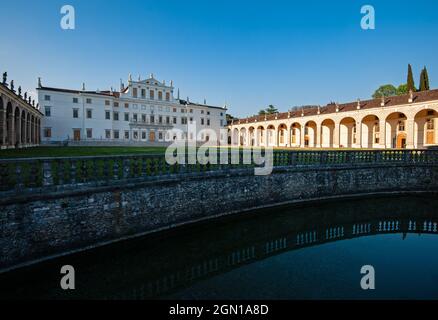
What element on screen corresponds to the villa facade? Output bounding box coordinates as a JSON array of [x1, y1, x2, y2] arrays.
[[229, 90, 438, 149], [37, 74, 227, 145]]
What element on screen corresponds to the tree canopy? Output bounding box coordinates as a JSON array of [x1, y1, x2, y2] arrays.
[[372, 84, 398, 98], [258, 105, 278, 115]]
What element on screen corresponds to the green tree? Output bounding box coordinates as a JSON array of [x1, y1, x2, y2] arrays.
[[419, 68, 427, 91], [397, 84, 408, 95], [407, 64, 416, 92], [258, 109, 266, 115], [419, 66, 430, 91], [424, 67, 430, 90], [265, 105, 278, 114], [372, 84, 397, 99]]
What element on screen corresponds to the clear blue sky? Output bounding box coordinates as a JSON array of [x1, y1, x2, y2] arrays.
[[1, 0, 437, 117]]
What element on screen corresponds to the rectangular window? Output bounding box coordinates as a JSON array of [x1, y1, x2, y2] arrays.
[[207, 111, 210, 115], [201, 118, 204, 125], [159, 132, 163, 140], [114, 102, 119, 107], [43, 128, 52, 138], [189, 109, 193, 113], [133, 88, 138, 98], [105, 130, 111, 139], [158, 91, 163, 101], [124, 103, 129, 108], [142, 131, 146, 140], [141, 89, 146, 98], [181, 117, 187, 125], [44, 95, 51, 101], [124, 131, 130, 139], [105, 110, 111, 120], [105, 100, 110, 106], [166, 116, 170, 124], [207, 119, 210, 126], [173, 117, 177, 124], [86, 109, 92, 119], [159, 116, 162, 124], [114, 130, 120, 139], [150, 90, 154, 100], [133, 113, 138, 122], [113, 112, 119, 121], [173, 108, 177, 112], [124, 113, 129, 121], [133, 131, 138, 140], [166, 92, 170, 101], [86, 128, 92, 139], [141, 114, 146, 123], [73, 98, 79, 104], [150, 115, 155, 123], [73, 108, 79, 118], [44, 106, 51, 117], [86, 98, 92, 104]]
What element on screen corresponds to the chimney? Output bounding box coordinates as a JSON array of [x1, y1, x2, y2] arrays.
[[38, 77, 42, 88], [357, 99, 361, 110], [335, 103, 339, 112], [381, 95, 385, 107], [317, 105, 321, 115]]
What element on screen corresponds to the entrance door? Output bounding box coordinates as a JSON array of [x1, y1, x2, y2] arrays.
[[73, 129, 81, 141], [149, 131, 155, 142], [426, 131, 434, 144], [396, 133, 407, 149]]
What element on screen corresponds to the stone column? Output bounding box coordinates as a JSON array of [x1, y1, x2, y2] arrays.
[[8, 111, 15, 147], [406, 118, 415, 149], [1, 109, 5, 147], [354, 121, 362, 148], [16, 112, 21, 147], [379, 118, 387, 149], [37, 121, 41, 144], [333, 122, 340, 148], [300, 125, 306, 148], [316, 123, 321, 148]]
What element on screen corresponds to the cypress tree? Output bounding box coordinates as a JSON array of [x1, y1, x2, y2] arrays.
[[419, 68, 427, 91], [407, 64, 416, 92], [423, 66, 430, 90]]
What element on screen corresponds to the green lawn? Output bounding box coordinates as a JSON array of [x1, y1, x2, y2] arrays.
[[0, 145, 398, 159], [0, 146, 168, 159]]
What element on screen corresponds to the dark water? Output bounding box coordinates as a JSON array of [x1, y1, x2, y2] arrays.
[[1, 195, 438, 300]]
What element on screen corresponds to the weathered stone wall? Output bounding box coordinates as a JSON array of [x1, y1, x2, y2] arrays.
[[1, 163, 437, 271]]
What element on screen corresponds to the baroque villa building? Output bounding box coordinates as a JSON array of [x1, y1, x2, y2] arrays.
[[38, 74, 227, 144], [0, 73, 43, 149], [229, 90, 438, 149]]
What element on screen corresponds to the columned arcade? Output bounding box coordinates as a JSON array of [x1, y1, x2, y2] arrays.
[[0, 73, 43, 149], [230, 90, 438, 149]]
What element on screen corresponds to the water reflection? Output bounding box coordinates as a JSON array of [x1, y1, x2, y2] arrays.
[[1, 195, 438, 300]]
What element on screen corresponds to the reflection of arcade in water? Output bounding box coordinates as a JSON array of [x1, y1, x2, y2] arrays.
[[1, 195, 438, 300]]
